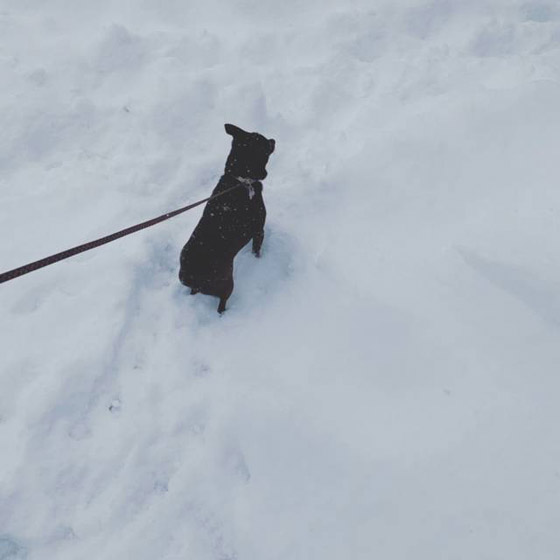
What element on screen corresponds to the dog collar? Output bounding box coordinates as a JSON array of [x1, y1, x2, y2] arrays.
[[235, 176, 259, 199], [235, 176, 258, 186]]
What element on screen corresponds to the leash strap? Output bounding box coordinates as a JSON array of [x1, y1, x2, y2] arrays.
[[0, 183, 243, 285]]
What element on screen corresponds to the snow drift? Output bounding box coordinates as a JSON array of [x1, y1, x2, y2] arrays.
[[1, 1, 560, 558]]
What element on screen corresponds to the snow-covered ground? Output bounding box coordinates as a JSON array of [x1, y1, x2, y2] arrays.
[[2, 1, 560, 558]]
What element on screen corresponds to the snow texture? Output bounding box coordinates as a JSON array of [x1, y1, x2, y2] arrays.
[[1, 1, 560, 558]]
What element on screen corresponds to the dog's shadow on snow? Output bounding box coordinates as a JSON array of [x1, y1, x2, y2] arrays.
[[233, 225, 297, 305]]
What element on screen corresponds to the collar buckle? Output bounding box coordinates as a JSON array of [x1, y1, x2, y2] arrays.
[[236, 176, 257, 199]]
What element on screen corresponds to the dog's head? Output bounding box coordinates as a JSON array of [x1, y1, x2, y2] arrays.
[[224, 124, 275, 181]]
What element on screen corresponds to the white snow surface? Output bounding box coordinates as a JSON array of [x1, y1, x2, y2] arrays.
[[1, 1, 560, 558]]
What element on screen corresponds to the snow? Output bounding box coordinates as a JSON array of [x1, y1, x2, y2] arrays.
[[1, 0, 560, 558]]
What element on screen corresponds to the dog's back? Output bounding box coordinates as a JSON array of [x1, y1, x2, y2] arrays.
[[179, 124, 275, 313]]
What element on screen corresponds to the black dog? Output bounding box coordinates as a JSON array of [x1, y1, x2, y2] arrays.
[[179, 124, 275, 313]]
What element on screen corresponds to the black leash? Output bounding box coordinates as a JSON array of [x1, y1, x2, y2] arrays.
[[0, 183, 243, 285]]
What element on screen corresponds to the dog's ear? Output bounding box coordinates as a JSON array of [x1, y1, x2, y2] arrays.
[[268, 139, 276, 153], [225, 124, 248, 138]]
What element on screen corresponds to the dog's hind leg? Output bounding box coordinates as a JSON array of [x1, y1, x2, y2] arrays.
[[216, 273, 234, 314], [217, 297, 227, 314], [252, 230, 264, 258]]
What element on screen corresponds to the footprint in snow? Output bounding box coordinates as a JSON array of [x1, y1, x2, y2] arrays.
[[0, 535, 27, 560]]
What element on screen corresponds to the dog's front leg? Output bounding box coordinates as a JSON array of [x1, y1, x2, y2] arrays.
[[252, 230, 264, 258]]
